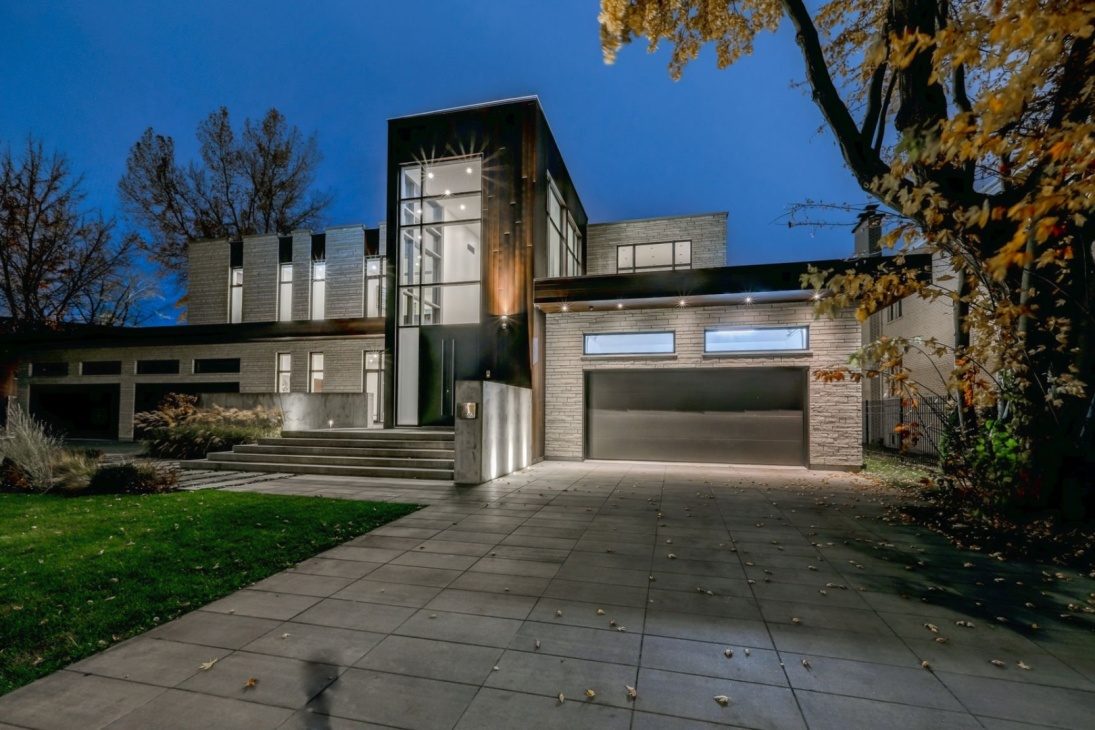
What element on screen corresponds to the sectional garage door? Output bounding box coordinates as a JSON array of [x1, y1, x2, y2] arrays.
[[585, 368, 806, 466], [29, 384, 120, 440]]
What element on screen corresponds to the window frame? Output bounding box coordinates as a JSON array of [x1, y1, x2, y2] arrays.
[[228, 266, 244, 323], [616, 240, 692, 274], [397, 155, 483, 328], [135, 359, 180, 375], [80, 360, 122, 376], [308, 352, 325, 393], [192, 357, 241, 375], [310, 260, 326, 320], [582, 331, 676, 357], [30, 362, 69, 377], [275, 352, 292, 393], [277, 263, 293, 322], [546, 173, 582, 278], [703, 325, 810, 356]]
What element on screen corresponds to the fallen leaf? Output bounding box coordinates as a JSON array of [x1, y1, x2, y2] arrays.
[[625, 685, 637, 700], [921, 660, 932, 670], [714, 694, 731, 706], [667, 553, 677, 560], [584, 689, 596, 699], [924, 623, 939, 633], [1017, 661, 1032, 670], [791, 617, 802, 625], [199, 659, 218, 671], [555, 609, 563, 617], [535, 640, 541, 650], [595, 608, 605, 615], [990, 659, 1006, 668], [801, 658, 812, 670], [557, 693, 565, 704], [244, 677, 258, 689], [744, 648, 751, 656], [723, 648, 733, 658]]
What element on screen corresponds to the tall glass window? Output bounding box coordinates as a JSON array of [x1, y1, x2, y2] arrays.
[[310, 261, 326, 320], [364, 350, 383, 426], [276, 353, 292, 392], [365, 256, 385, 318], [278, 263, 293, 322], [308, 352, 324, 393], [228, 267, 243, 323], [547, 175, 582, 277], [397, 157, 482, 326]]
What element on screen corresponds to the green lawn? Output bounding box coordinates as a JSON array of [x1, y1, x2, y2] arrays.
[[0, 490, 417, 695]]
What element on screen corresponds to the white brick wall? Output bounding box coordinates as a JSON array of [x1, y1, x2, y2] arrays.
[[586, 213, 727, 275], [544, 302, 862, 468]]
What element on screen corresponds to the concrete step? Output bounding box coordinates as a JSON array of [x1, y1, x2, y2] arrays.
[[209, 451, 453, 470], [280, 429, 453, 442], [179, 458, 453, 480], [259, 437, 455, 451], [237, 444, 455, 459]]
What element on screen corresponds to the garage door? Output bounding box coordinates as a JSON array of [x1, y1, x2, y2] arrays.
[[585, 368, 806, 465]]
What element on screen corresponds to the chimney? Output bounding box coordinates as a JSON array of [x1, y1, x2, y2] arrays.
[[853, 205, 883, 257]]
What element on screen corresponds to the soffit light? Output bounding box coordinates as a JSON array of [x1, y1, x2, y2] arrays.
[[616, 303, 624, 309], [444, 189, 452, 196], [465, 166, 474, 174], [561, 304, 569, 312], [744, 296, 754, 304], [678, 300, 686, 307]]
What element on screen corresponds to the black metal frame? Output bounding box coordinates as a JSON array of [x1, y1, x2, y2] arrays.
[[616, 240, 691, 274]]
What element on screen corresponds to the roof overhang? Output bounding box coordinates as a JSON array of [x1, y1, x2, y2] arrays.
[[3, 318, 385, 354], [533, 254, 930, 313]]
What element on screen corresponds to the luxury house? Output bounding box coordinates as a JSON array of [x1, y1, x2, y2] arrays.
[[2, 97, 899, 482]]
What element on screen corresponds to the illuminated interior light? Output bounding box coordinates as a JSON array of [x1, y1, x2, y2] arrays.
[[459, 204, 466, 210], [426, 172, 434, 179], [443, 189, 451, 196], [465, 166, 473, 174]]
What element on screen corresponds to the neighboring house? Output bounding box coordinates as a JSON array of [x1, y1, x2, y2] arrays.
[[855, 209, 956, 453], [2, 97, 895, 480]]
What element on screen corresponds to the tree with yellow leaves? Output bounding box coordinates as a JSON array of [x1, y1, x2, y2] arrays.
[[600, 0, 1094, 512]]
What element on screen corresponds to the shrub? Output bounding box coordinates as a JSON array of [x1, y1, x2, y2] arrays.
[[134, 393, 282, 459], [52, 451, 101, 492], [0, 406, 61, 490], [83, 462, 178, 495]]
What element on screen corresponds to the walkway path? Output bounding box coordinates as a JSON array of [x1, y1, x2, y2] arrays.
[[2, 461, 1093, 729]]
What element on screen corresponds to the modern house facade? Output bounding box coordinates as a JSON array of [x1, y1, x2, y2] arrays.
[[2, 97, 883, 479]]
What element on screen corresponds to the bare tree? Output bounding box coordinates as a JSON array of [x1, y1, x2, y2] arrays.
[[118, 107, 331, 280], [0, 139, 140, 331]]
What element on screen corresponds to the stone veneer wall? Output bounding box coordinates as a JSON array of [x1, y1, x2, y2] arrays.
[[16, 336, 383, 440], [186, 239, 231, 325], [585, 213, 727, 275], [544, 302, 862, 469]]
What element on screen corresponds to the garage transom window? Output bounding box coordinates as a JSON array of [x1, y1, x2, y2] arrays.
[[705, 326, 809, 354], [584, 331, 675, 356]]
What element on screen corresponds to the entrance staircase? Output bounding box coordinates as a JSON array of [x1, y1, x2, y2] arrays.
[[179, 429, 455, 480]]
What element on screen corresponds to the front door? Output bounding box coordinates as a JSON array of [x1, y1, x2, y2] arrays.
[[418, 325, 479, 427]]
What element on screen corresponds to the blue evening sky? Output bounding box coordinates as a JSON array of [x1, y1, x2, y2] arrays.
[[1, 1, 869, 319]]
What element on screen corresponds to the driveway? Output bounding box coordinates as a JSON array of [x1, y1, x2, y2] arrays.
[[2, 461, 1094, 729]]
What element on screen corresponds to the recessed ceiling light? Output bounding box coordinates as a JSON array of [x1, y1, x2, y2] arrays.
[[812, 292, 821, 300], [465, 166, 473, 174], [561, 304, 569, 312], [444, 189, 451, 196], [459, 204, 466, 211], [745, 296, 754, 304], [427, 172, 434, 179], [678, 300, 686, 307], [616, 303, 624, 309]]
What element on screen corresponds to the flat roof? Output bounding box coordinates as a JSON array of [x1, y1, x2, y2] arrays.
[[389, 95, 541, 121]]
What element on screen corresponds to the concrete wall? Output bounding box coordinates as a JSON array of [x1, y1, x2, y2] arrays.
[[585, 213, 727, 275], [187, 239, 231, 325], [199, 392, 376, 431], [454, 380, 533, 484], [15, 336, 383, 439], [544, 302, 862, 469]]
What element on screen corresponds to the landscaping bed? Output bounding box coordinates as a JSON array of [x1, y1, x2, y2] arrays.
[[0, 490, 417, 694]]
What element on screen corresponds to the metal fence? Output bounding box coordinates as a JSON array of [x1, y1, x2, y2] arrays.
[[863, 396, 949, 456]]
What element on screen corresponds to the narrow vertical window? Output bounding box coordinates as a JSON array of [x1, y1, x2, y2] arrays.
[[278, 263, 293, 322], [228, 267, 243, 323], [309, 352, 325, 393], [311, 261, 326, 320], [364, 350, 383, 426], [365, 257, 383, 317], [276, 353, 292, 393]]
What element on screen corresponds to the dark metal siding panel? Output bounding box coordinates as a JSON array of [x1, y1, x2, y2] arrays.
[[585, 368, 806, 466]]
